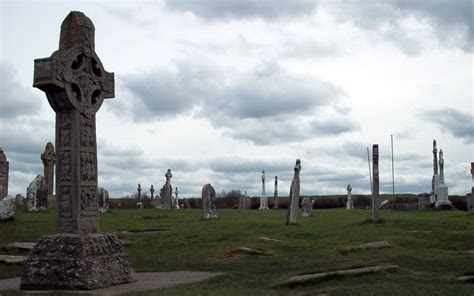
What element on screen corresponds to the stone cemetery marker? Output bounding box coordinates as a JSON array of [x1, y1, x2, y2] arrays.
[[430, 139, 440, 204], [259, 170, 269, 209], [21, 11, 133, 290], [41, 142, 56, 208], [372, 145, 380, 222], [150, 184, 155, 199], [346, 184, 353, 209], [301, 197, 312, 217], [136, 183, 143, 209], [0, 195, 16, 221], [175, 186, 180, 209], [435, 149, 451, 208], [98, 187, 109, 212], [468, 163, 474, 208], [202, 183, 217, 219], [274, 176, 278, 209], [25, 175, 47, 212], [0, 148, 9, 199], [287, 159, 301, 225], [160, 169, 173, 209]]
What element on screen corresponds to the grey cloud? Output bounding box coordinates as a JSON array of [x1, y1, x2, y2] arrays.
[[165, 0, 318, 20], [0, 62, 42, 119], [121, 59, 353, 145], [423, 108, 473, 143]]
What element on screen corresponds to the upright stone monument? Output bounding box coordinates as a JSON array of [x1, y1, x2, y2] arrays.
[[372, 145, 380, 222], [26, 175, 48, 212], [160, 169, 173, 209], [346, 184, 353, 210], [202, 183, 217, 219], [137, 183, 143, 209], [430, 139, 440, 204], [435, 149, 451, 208], [21, 11, 133, 290], [301, 197, 312, 217], [98, 187, 109, 213], [150, 185, 155, 199], [274, 176, 278, 209], [468, 162, 474, 212], [174, 186, 180, 209], [41, 142, 56, 208], [0, 148, 9, 199], [259, 170, 269, 209], [287, 159, 301, 225]]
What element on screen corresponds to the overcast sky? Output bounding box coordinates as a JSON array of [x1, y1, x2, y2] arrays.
[[1, 0, 472, 198]]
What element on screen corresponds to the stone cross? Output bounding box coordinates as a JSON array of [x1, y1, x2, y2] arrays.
[[41, 142, 56, 208], [160, 169, 173, 209], [432, 139, 438, 176], [150, 185, 154, 199], [274, 176, 278, 209], [346, 184, 353, 210], [259, 170, 269, 209], [372, 145, 380, 222], [287, 159, 301, 225], [22, 11, 133, 290], [33, 11, 114, 234], [0, 148, 9, 199]]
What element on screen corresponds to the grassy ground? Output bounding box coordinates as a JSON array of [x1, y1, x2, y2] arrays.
[[0, 208, 473, 295]]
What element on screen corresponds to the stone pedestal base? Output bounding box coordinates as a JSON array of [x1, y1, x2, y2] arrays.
[[20, 233, 134, 290], [435, 186, 451, 209], [346, 201, 353, 210]]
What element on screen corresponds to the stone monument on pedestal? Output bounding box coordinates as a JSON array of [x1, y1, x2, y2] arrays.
[[435, 149, 451, 208], [274, 176, 278, 209], [259, 170, 269, 209], [160, 169, 173, 209], [21, 11, 133, 290], [372, 145, 380, 222], [0, 148, 9, 199], [287, 159, 301, 225], [346, 184, 353, 210], [430, 139, 440, 204], [137, 183, 143, 209], [174, 186, 180, 209], [41, 142, 56, 208]]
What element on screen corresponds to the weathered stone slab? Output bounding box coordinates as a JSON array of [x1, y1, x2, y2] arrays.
[[6, 242, 36, 251], [379, 200, 389, 209], [301, 197, 313, 217], [202, 183, 217, 219], [0, 148, 9, 199], [258, 236, 285, 243], [25, 175, 47, 212], [236, 247, 265, 255], [457, 275, 474, 283], [287, 159, 301, 225], [0, 195, 15, 221], [340, 241, 391, 253], [0, 254, 27, 263], [259, 170, 269, 209], [160, 170, 173, 209], [372, 144, 380, 222], [282, 265, 398, 286]]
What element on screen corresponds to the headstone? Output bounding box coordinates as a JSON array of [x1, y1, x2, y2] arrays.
[[259, 170, 269, 209], [301, 197, 312, 217], [346, 184, 353, 209], [15, 194, 25, 207], [430, 139, 439, 204], [150, 185, 155, 199], [202, 183, 217, 219], [25, 175, 47, 212], [174, 186, 180, 209], [287, 159, 301, 225], [372, 144, 380, 222], [21, 11, 133, 290], [41, 142, 56, 208], [274, 176, 278, 209], [0, 148, 9, 199], [468, 162, 474, 212], [0, 195, 15, 221], [98, 187, 109, 213], [160, 169, 173, 209], [435, 149, 451, 208], [137, 183, 143, 209]]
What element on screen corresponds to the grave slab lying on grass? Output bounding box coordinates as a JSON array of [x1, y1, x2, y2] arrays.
[[282, 265, 399, 286], [258, 236, 285, 243], [237, 247, 266, 255], [340, 241, 391, 253], [0, 255, 27, 263], [6, 242, 36, 251], [457, 276, 474, 283], [0, 271, 223, 295]]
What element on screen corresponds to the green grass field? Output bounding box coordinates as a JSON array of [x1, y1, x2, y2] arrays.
[[1, 208, 473, 295]]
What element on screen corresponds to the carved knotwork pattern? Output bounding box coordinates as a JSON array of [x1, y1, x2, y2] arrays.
[[80, 151, 96, 182], [80, 115, 95, 148], [58, 112, 72, 146], [59, 151, 72, 182], [80, 186, 98, 215], [58, 186, 72, 218]]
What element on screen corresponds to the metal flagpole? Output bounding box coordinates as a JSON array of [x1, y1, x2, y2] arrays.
[[391, 134, 395, 197], [367, 147, 373, 195]]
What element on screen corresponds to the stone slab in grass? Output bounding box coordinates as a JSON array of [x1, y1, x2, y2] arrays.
[[339, 241, 391, 253], [6, 242, 36, 251], [0, 271, 223, 294], [236, 247, 266, 255], [282, 265, 399, 286], [457, 276, 474, 283], [258, 236, 285, 243], [0, 254, 27, 263]]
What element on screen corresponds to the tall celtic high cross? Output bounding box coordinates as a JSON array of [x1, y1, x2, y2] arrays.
[[33, 11, 114, 234]]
